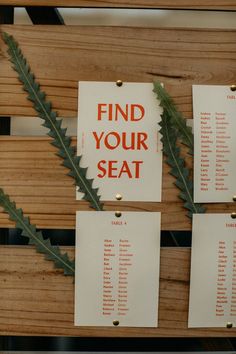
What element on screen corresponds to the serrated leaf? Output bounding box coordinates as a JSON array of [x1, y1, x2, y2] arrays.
[[3, 32, 103, 212], [160, 110, 206, 218], [0, 188, 75, 276], [153, 81, 194, 155]]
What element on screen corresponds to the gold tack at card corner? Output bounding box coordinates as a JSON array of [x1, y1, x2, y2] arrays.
[[233, 195, 236, 202], [116, 80, 123, 87], [230, 84, 236, 91], [231, 212, 236, 219], [113, 320, 120, 326], [116, 193, 122, 201], [226, 322, 233, 328], [115, 211, 122, 218]]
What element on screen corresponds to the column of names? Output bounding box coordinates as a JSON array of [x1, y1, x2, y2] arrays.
[[102, 239, 116, 316], [102, 237, 134, 318], [118, 239, 133, 316], [216, 240, 228, 317]]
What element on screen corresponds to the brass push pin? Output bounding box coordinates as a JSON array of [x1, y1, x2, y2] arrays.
[[226, 322, 233, 328], [115, 211, 122, 218], [231, 85, 236, 91], [113, 320, 120, 326], [233, 195, 236, 202], [231, 212, 236, 219], [116, 80, 123, 87], [116, 193, 122, 201]]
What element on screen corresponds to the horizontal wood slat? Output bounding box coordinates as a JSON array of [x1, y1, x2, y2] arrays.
[[0, 0, 235, 10], [0, 25, 236, 119], [0, 246, 235, 337], [0, 136, 234, 231]]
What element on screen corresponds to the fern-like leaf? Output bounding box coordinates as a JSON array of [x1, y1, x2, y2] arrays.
[[159, 110, 205, 218], [153, 81, 193, 155], [2, 32, 103, 211], [0, 188, 75, 275]]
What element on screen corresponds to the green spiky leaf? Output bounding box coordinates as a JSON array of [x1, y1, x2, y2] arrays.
[[153, 81, 193, 155], [0, 188, 75, 276], [159, 110, 206, 218], [2, 32, 103, 211]]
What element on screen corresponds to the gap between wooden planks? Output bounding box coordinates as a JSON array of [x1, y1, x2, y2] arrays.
[[0, 0, 235, 10]]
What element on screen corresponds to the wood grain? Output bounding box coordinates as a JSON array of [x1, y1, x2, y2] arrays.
[[0, 246, 235, 337], [0, 0, 235, 10], [0, 136, 234, 231], [0, 25, 236, 119], [0, 17, 235, 342]]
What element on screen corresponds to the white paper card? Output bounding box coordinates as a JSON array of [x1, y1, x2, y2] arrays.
[[189, 214, 236, 327], [75, 211, 161, 327], [77, 82, 162, 202], [193, 85, 236, 202]]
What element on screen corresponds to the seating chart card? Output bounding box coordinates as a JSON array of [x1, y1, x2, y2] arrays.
[[75, 211, 161, 327], [193, 85, 236, 202], [189, 214, 236, 327], [77, 82, 162, 202]]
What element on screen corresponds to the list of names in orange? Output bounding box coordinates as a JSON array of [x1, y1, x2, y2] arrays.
[[193, 85, 236, 202], [214, 233, 236, 320], [75, 211, 160, 327], [102, 238, 133, 317], [215, 240, 230, 318], [189, 214, 236, 327]]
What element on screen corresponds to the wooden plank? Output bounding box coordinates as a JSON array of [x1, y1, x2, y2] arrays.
[[0, 246, 236, 337], [0, 136, 234, 231], [0, 0, 235, 10], [0, 25, 236, 119]]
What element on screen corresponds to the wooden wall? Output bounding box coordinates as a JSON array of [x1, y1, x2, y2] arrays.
[[0, 4, 236, 337], [1, 246, 236, 337], [0, 25, 236, 230]]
